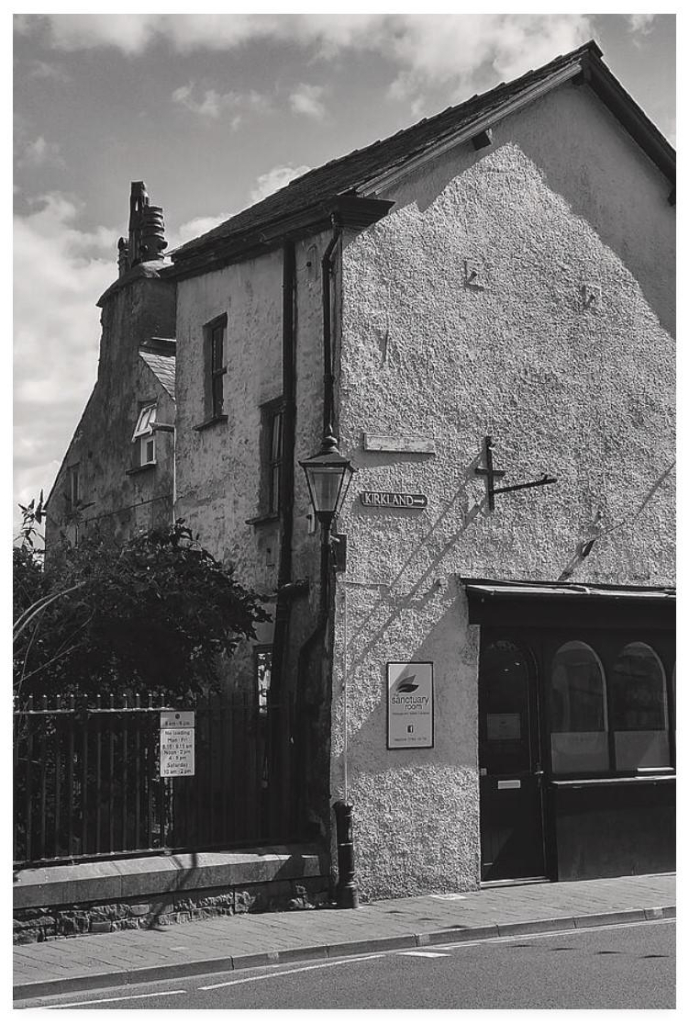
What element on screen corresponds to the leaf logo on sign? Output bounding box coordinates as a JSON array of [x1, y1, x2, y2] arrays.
[[395, 675, 418, 693]]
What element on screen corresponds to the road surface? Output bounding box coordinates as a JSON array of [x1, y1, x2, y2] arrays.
[[16, 918, 675, 1010]]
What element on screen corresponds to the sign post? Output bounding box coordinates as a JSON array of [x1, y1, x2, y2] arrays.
[[159, 710, 195, 778], [387, 663, 434, 749]]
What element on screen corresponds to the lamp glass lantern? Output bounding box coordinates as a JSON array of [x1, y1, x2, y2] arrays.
[[300, 434, 354, 528]]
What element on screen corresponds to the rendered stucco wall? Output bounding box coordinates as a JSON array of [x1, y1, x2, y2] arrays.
[[45, 268, 176, 547], [174, 235, 335, 677], [332, 83, 675, 897]]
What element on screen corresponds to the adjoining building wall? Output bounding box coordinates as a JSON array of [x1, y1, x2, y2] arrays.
[[332, 82, 675, 898], [173, 233, 338, 716], [45, 266, 176, 548], [174, 238, 329, 581]]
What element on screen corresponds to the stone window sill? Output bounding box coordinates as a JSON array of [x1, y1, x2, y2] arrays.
[[126, 464, 157, 476], [194, 414, 228, 432], [246, 512, 280, 527]]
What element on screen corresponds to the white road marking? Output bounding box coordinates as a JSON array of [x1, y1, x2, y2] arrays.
[[429, 894, 467, 901], [45, 989, 187, 1008], [430, 916, 673, 952], [396, 950, 451, 958], [198, 953, 386, 990]]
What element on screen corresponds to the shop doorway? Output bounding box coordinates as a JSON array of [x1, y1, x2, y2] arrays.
[[478, 636, 547, 882]]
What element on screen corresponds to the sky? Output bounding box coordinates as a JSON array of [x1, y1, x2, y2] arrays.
[[12, 9, 677, 537]]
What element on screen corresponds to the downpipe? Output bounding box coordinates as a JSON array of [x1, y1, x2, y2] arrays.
[[297, 214, 360, 908], [322, 215, 360, 909]]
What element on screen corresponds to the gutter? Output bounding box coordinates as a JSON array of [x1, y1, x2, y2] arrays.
[[165, 196, 393, 283]]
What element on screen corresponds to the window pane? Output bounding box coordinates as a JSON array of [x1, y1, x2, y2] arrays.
[[211, 372, 224, 416], [610, 643, 670, 770], [549, 642, 609, 774], [271, 411, 282, 461], [479, 640, 532, 774], [133, 403, 157, 439], [211, 326, 224, 371], [270, 465, 280, 513], [256, 648, 272, 714], [68, 465, 80, 506], [141, 436, 155, 465]]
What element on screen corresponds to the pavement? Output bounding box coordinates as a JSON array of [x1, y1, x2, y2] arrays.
[[13, 873, 675, 1002]]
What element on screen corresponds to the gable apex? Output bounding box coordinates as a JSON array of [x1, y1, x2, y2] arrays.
[[169, 40, 673, 276]]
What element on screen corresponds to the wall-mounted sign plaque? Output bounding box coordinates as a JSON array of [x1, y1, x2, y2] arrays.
[[160, 711, 195, 730], [360, 491, 427, 509], [387, 662, 434, 749], [160, 710, 195, 777], [364, 433, 436, 454]]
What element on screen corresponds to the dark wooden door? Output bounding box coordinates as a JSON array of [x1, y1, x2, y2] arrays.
[[479, 636, 547, 882]]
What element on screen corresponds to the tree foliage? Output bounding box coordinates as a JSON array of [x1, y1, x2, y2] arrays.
[[14, 519, 270, 703]]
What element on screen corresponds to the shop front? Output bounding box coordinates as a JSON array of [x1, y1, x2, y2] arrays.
[[467, 580, 675, 883]]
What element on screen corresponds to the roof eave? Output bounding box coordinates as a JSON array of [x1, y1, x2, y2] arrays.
[[586, 56, 675, 183], [363, 61, 587, 195], [363, 49, 675, 196], [167, 195, 394, 281]]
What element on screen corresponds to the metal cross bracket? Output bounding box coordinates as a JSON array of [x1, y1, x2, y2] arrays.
[[475, 436, 557, 511]]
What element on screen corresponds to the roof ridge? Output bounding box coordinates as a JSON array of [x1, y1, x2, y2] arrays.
[[171, 39, 677, 269], [281, 41, 599, 192]]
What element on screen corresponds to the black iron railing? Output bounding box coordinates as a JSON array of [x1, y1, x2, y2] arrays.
[[13, 693, 295, 868]]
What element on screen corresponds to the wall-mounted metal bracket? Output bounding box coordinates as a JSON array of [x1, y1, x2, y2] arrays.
[[475, 436, 557, 511], [331, 533, 347, 573]]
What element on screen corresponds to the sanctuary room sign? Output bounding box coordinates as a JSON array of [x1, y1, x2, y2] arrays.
[[387, 662, 434, 749]]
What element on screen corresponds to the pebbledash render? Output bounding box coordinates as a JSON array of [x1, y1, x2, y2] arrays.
[[331, 71, 674, 896], [47, 41, 675, 900]]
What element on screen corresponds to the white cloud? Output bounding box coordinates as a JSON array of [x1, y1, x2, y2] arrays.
[[384, 13, 592, 100], [17, 14, 593, 99], [13, 193, 118, 512], [172, 82, 269, 124], [250, 165, 311, 204], [628, 14, 656, 35], [16, 135, 63, 170], [166, 212, 234, 252], [28, 59, 70, 83], [16, 13, 161, 55], [289, 83, 327, 120]]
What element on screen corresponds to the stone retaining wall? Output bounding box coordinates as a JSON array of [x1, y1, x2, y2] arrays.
[[14, 875, 331, 944], [14, 845, 330, 944]]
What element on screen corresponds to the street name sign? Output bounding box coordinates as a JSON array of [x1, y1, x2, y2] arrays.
[[387, 662, 434, 749], [360, 491, 427, 509]]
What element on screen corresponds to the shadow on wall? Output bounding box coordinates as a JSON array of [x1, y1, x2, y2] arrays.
[[342, 597, 478, 773], [557, 460, 676, 582], [374, 94, 674, 338], [344, 450, 487, 674]]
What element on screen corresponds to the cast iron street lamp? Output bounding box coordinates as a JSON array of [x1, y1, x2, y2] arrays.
[[300, 430, 359, 909], [299, 430, 354, 532]]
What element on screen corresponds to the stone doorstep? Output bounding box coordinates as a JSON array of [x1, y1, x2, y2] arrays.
[[14, 845, 327, 911]]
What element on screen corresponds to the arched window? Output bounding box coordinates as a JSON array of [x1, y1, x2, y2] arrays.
[[610, 643, 670, 771], [549, 642, 609, 774]]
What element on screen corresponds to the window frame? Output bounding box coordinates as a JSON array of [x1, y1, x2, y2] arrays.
[[483, 626, 675, 781], [66, 463, 80, 510], [543, 631, 675, 779], [204, 313, 228, 422], [254, 645, 272, 714], [254, 397, 284, 520], [131, 402, 157, 468], [548, 640, 610, 775], [609, 641, 671, 772]]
